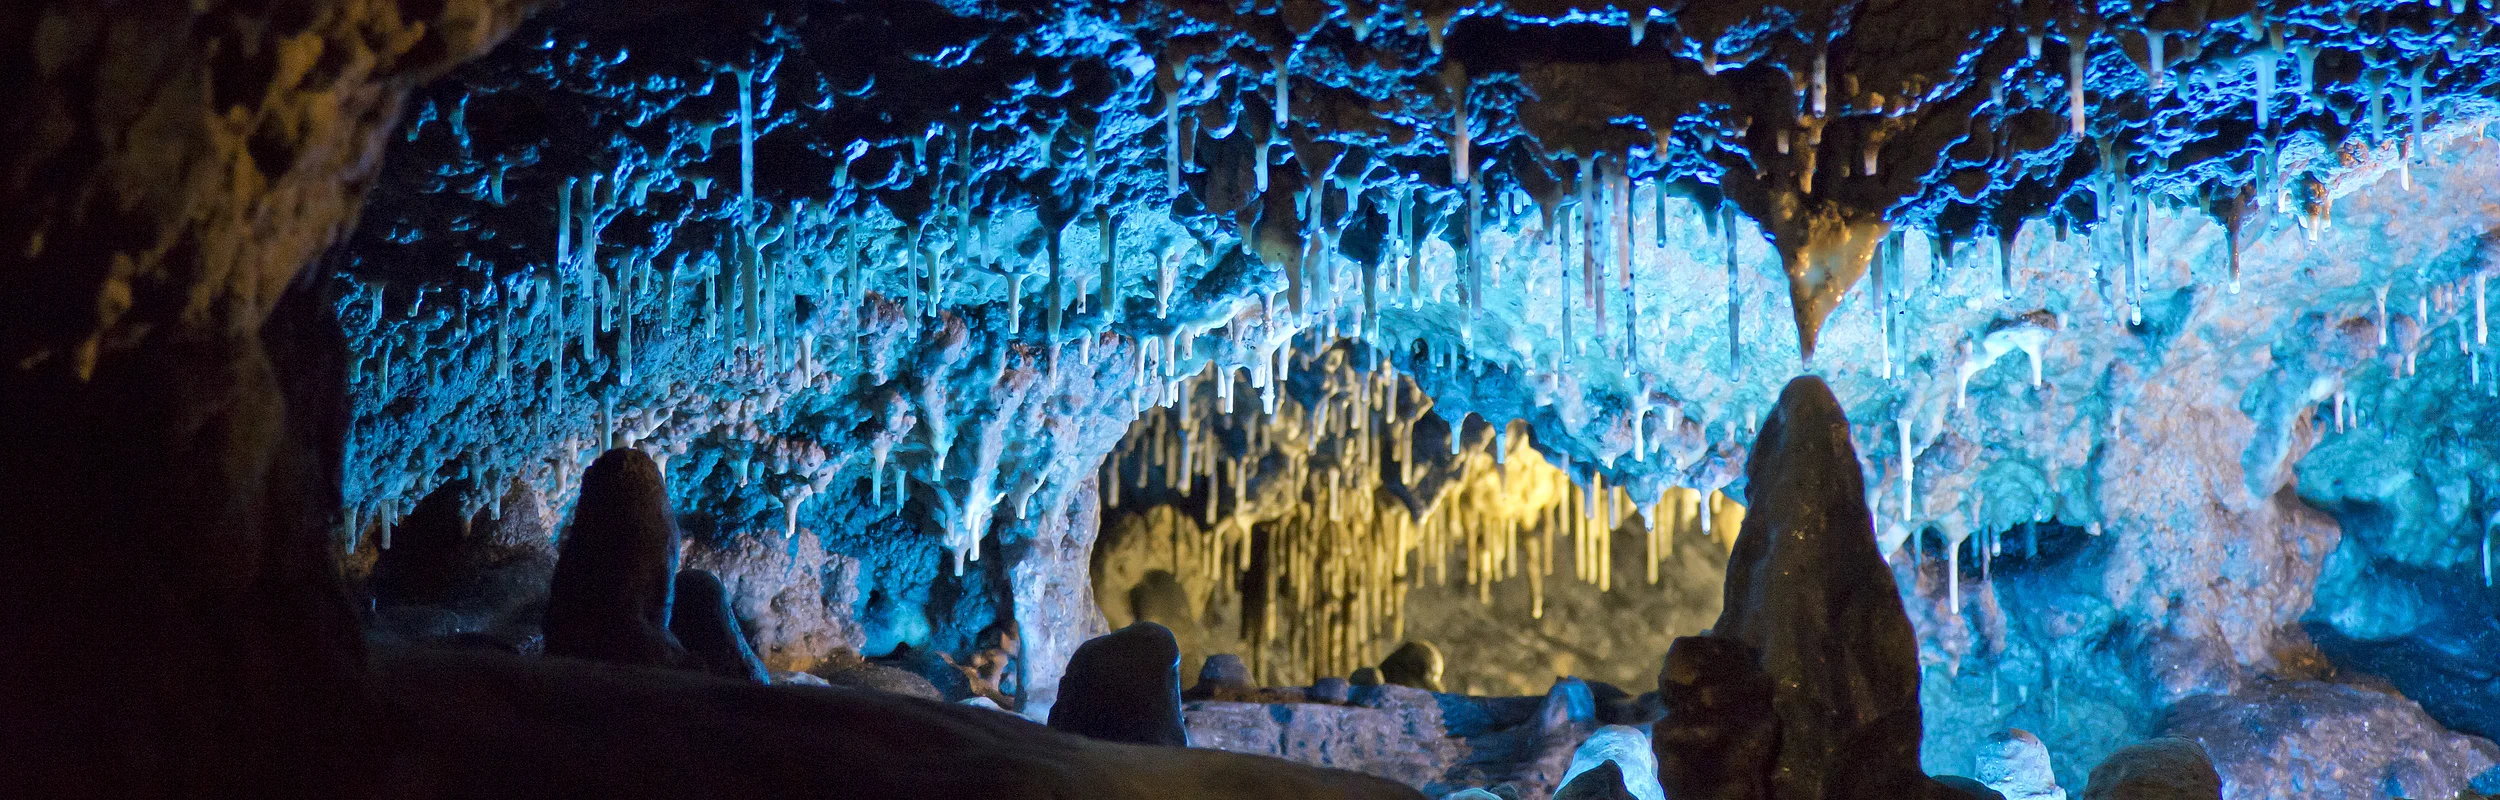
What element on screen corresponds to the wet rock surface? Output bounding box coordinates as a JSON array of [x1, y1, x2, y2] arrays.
[[1050, 622, 1189, 747]]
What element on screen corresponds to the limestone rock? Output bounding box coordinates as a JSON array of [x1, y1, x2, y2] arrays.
[[1186, 654, 1256, 701], [2162, 681, 2500, 799], [1976, 730, 2066, 800], [2079, 739, 2221, 800], [811, 651, 944, 699], [543, 449, 691, 669], [1380, 641, 1447, 692], [1657, 377, 1974, 800], [1312, 677, 1354, 704], [1553, 761, 1634, 800], [1559, 726, 1663, 800], [1654, 635, 1774, 800], [1051, 622, 1187, 747], [669, 569, 769, 683], [1184, 684, 1463, 790]]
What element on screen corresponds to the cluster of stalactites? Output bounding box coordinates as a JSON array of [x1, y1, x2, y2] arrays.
[[1099, 341, 1744, 685]]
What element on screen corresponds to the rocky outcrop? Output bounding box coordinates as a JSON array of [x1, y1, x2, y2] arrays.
[[1659, 376, 1946, 800], [543, 449, 690, 669], [2078, 739, 2221, 800], [2161, 681, 2500, 800], [669, 569, 769, 683], [1050, 622, 1188, 747]]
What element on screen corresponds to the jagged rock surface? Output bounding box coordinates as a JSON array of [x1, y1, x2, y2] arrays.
[[2161, 680, 2500, 800]]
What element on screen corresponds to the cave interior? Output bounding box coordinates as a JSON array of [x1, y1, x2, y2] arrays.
[[8, 0, 2500, 798]]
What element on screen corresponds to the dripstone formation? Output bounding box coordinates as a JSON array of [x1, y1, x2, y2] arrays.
[[1050, 622, 1189, 747], [669, 569, 770, 683], [543, 448, 690, 669], [1653, 376, 1961, 800]]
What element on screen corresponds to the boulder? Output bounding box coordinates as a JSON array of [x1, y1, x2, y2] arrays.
[[812, 653, 945, 700], [1380, 641, 1446, 692], [1050, 622, 1187, 747], [668, 569, 769, 683], [1975, 730, 2065, 800], [2078, 739, 2221, 800], [2161, 681, 2500, 799], [542, 449, 690, 668]]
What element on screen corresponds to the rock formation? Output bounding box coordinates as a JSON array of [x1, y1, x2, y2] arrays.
[[1975, 730, 2067, 800], [543, 448, 690, 669], [1380, 641, 1448, 693], [2077, 739, 2222, 800], [1655, 376, 1956, 799], [1552, 761, 1635, 800], [670, 569, 770, 683], [1559, 726, 1663, 800], [1050, 622, 1189, 747]]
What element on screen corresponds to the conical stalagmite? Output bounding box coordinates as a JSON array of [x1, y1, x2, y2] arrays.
[[1657, 376, 1955, 800], [544, 448, 691, 669]]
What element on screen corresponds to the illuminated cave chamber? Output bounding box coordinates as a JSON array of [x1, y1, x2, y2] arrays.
[[21, 0, 2500, 797], [1092, 339, 1743, 693]]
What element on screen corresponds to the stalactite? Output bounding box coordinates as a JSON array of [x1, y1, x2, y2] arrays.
[[1723, 205, 1740, 372]]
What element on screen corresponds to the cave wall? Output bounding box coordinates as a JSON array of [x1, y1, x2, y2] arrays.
[[1, 1, 537, 795]]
